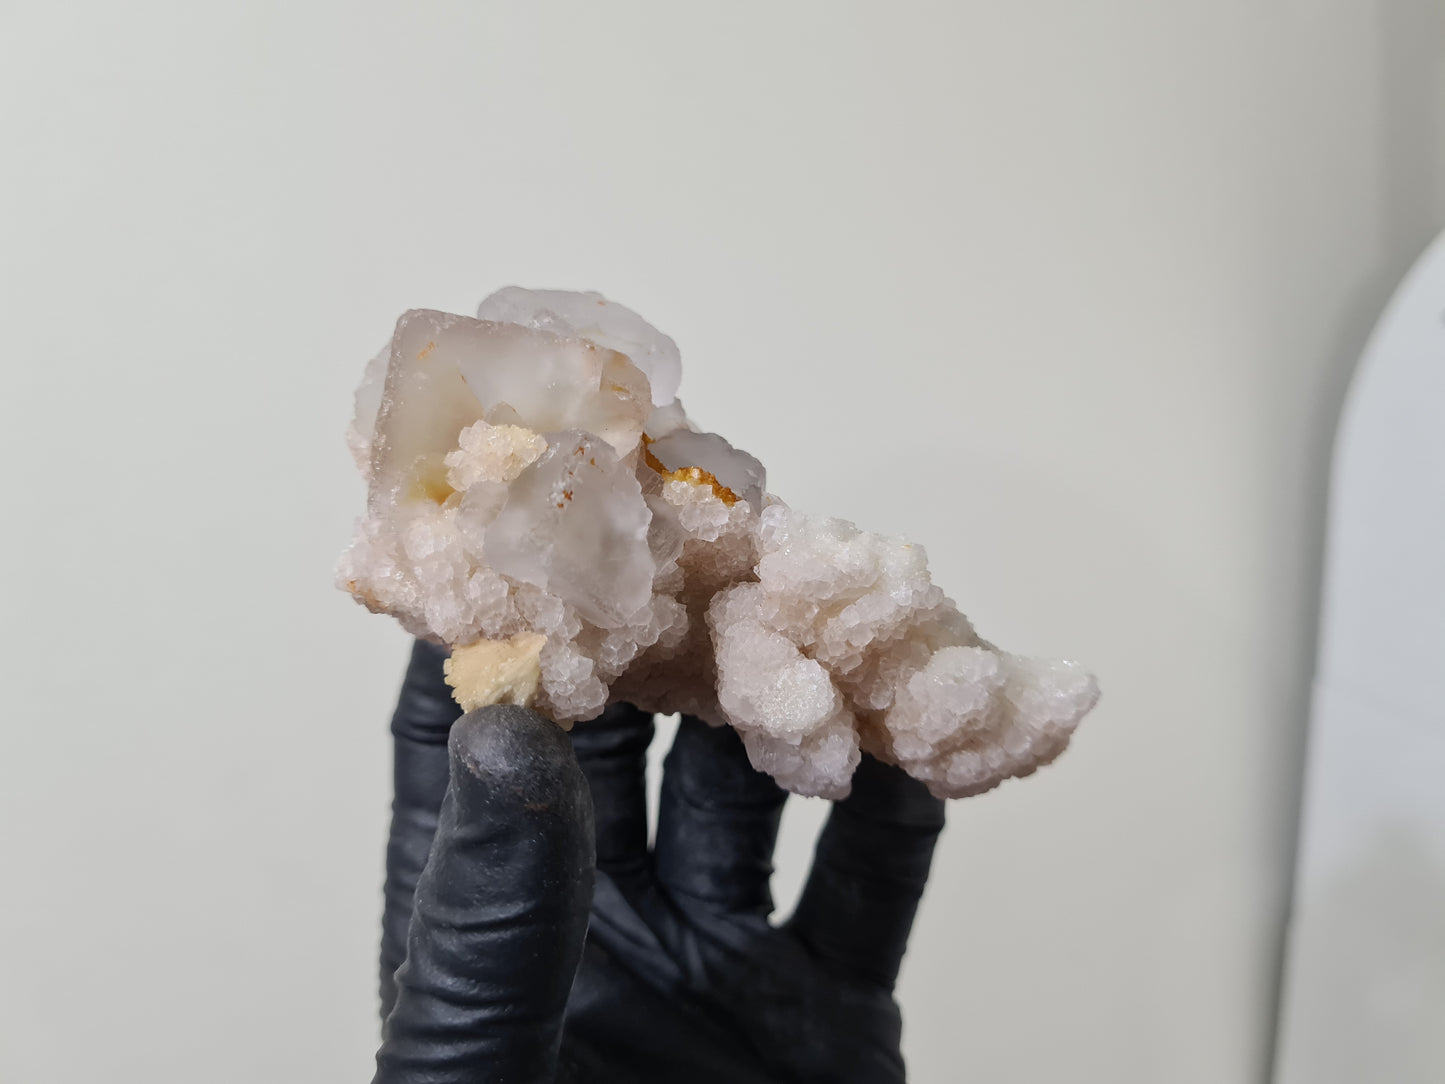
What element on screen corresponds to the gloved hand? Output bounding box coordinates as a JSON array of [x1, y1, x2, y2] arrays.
[[374, 639, 946, 1083]]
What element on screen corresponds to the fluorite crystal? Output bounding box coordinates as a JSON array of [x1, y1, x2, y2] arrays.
[[339, 288, 1099, 799]]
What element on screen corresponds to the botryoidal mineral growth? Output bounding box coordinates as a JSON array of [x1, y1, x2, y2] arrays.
[[339, 288, 1099, 799]]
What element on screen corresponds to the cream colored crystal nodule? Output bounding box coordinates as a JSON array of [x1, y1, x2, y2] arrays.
[[338, 288, 1099, 799]]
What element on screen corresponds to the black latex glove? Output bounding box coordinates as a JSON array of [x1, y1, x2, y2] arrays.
[[374, 639, 946, 1083]]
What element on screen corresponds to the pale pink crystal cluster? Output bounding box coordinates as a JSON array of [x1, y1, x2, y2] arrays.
[[338, 288, 1098, 799]]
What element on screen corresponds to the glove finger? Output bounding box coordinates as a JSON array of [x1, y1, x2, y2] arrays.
[[653, 715, 787, 916], [381, 639, 461, 1019], [568, 702, 656, 887], [374, 705, 595, 1084], [786, 755, 944, 989]]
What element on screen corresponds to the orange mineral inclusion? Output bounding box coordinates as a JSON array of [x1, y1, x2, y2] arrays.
[[641, 434, 741, 505]]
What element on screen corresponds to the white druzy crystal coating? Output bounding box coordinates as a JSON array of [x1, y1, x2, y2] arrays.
[[339, 287, 1099, 799]]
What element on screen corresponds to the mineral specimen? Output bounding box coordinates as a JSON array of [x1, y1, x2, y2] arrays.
[[339, 288, 1098, 799]]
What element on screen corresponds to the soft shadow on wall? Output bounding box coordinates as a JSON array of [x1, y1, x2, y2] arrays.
[[1263, 0, 1445, 1076], [1278, 824, 1445, 1081]]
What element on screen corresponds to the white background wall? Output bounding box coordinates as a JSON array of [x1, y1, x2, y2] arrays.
[[1, 3, 1440, 1081]]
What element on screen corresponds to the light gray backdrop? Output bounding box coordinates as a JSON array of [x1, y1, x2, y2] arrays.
[[1, 3, 1441, 1081]]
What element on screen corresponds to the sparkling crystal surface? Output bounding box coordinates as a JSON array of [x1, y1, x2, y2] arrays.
[[338, 287, 1100, 798]]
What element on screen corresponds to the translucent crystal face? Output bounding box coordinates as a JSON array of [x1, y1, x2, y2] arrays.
[[366, 309, 653, 517], [339, 287, 1099, 799], [483, 431, 654, 629], [476, 286, 683, 408]]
